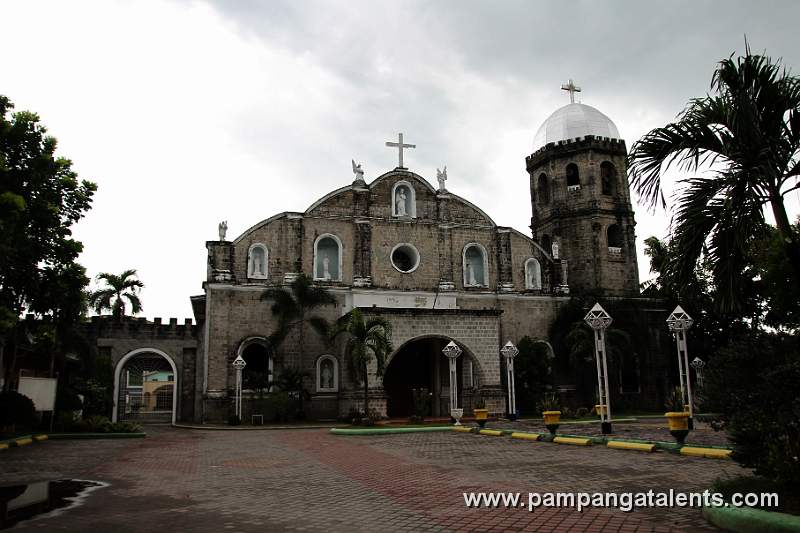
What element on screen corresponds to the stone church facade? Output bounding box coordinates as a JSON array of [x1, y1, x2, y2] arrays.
[[94, 98, 674, 424]]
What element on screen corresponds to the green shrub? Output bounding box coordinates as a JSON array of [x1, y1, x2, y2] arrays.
[[0, 391, 37, 433], [575, 407, 589, 418], [704, 333, 800, 486], [106, 422, 141, 433], [73, 415, 111, 433]]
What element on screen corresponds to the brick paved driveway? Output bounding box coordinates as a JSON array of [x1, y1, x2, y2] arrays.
[[0, 427, 745, 532]]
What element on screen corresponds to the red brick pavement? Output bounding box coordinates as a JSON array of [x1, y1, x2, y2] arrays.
[[0, 427, 744, 532]]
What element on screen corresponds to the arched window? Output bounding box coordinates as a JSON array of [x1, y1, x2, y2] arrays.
[[462, 243, 488, 287], [600, 162, 616, 196], [313, 234, 342, 281], [316, 355, 339, 392], [566, 163, 580, 190], [524, 258, 542, 290], [607, 224, 623, 253], [537, 173, 550, 205], [239, 339, 272, 392], [247, 243, 268, 279], [391, 181, 416, 218]]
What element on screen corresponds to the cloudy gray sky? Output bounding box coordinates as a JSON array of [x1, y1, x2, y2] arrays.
[[3, 1, 799, 320]]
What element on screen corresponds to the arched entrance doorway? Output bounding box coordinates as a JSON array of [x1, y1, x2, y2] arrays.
[[113, 348, 178, 424], [237, 337, 273, 392], [383, 337, 475, 418]]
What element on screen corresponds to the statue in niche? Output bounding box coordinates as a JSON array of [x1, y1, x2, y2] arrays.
[[321, 360, 333, 389], [351, 159, 365, 182], [436, 166, 447, 192], [466, 261, 477, 286], [218, 220, 228, 241], [551, 241, 559, 260], [322, 255, 331, 280], [252, 251, 263, 276], [396, 187, 408, 216]]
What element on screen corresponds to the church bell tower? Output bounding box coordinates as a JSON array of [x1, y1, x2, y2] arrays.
[[526, 82, 640, 296]]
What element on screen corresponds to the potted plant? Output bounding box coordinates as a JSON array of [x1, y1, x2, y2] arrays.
[[594, 404, 607, 416], [665, 411, 690, 444], [473, 396, 489, 428], [539, 393, 561, 434]]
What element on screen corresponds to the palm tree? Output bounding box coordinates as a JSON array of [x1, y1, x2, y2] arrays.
[[331, 308, 393, 415], [627, 46, 800, 310], [89, 269, 144, 320], [261, 273, 336, 363]]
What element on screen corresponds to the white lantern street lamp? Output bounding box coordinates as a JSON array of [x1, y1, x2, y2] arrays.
[[232, 354, 247, 420], [691, 357, 706, 389], [667, 305, 695, 429], [501, 341, 519, 420], [584, 303, 613, 434], [442, 341, 463, 425]]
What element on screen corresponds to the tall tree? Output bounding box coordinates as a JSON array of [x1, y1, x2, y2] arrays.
[[261, 274, 337, 362], [627, 46, 800, 310], [331, 308, 392, 414], [0, 95, 96, 388], [89, 270, 144, 320]]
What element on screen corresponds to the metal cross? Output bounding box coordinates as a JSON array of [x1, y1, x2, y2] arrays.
[[385, 132, 416, 169], [561, 79, 581, 104]]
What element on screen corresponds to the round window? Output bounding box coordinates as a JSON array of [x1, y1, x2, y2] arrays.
[[391, 243, 420, 273]]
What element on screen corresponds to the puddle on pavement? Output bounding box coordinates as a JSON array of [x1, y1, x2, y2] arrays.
[[0, 479, 107, 530]]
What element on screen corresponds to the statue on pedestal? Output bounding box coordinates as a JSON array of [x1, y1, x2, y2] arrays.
[[218, 221, 228, 241]]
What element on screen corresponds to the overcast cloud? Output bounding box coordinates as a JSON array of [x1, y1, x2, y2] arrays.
[[2, 1, 799, 319]]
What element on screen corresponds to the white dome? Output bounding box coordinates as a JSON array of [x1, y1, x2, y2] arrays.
[[532, 103, 620, 152]]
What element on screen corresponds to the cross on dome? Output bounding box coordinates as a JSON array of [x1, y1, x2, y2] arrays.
[[561, 79, 582, 103]]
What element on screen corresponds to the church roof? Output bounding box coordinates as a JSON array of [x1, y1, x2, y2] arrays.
[[532, 103, 620, 152]]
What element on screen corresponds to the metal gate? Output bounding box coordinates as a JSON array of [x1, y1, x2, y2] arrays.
[[117, 353, 175, 423]]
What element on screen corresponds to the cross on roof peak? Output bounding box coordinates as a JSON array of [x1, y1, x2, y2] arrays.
[[561, 79, 582, 104], [385, 132, 416, 169]]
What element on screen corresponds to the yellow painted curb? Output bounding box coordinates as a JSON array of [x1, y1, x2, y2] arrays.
[[452, 426, 473, 433], [33, 435, 48, 442], [478, 429, 503, 437], [680, 446, 732, 459], [0, 443, 8, 451], [607, 441, 655, 452], [511, 432, 542, 441], [553, 436, 591, 446], [14, 438, 33, 447]]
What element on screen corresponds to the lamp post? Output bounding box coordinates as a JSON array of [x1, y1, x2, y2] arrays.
[[691, 357, 706, 389], [667, 305, 695, 429], [501, 341, 519, 420], [232, 354, 246, 420], [442, 341, 463, 425], [584, 303, 613, 434]]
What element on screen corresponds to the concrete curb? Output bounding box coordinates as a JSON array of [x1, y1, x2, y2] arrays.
[[331, 426, 452, 436], [175, 423, 346, 431], [703, 504, 800, 532], [454, 426, 732, 459], [47, 432, 146, 440]]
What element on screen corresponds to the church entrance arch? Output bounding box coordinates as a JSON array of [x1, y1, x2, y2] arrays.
[[383, 336, 477, 418], [113, 348, 178, 424]]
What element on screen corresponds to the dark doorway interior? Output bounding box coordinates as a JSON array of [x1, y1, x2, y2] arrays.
[[383, 337, 464, 418]]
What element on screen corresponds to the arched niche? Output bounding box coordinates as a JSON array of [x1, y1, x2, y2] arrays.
[[391, 181, 416, 218], [462, 243, 488, 287], [524, 257, 542, 290], [316, 354, 339, 393], [247, 243, 268, 279], [313, 233, 343, 281]]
